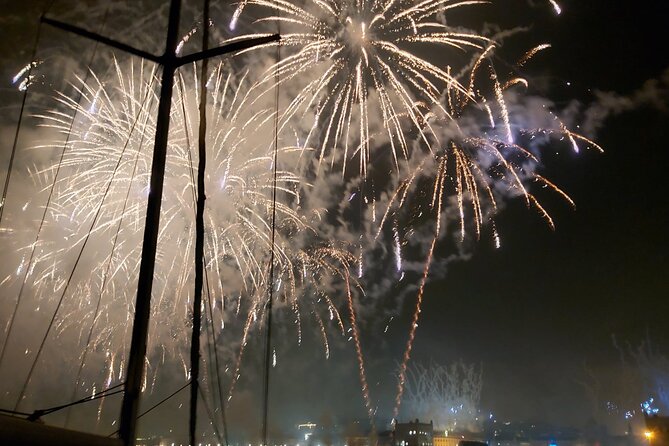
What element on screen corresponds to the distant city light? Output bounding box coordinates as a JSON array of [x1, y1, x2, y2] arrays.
[[642, 397, 660, 415]]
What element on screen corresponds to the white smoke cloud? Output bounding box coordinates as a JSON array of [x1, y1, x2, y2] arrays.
[[582, 68, 669, 137]]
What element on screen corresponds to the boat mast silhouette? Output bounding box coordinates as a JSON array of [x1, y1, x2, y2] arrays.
[[35, 1, 279, 444]]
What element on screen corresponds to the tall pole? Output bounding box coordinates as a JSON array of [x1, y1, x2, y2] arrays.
[[189, 0, 210, 444], [262, 21, 281, 446], [118, 1, 181, 445], [39, 4, 279, 444]]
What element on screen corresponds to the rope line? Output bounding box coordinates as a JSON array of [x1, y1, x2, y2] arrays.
[[189, 1, 211, 441], [0, 1, 56, 226], [198, 380, 223, 444], [1, 381, 124, 420], [204, 277, 229, 445], [107, 380, 191, 437], [0, 408, 32, 417], [261, 14, 281, 446], [177, 59, 228, 445], [0, 1, 56, 369], [13, 66, 161, 412], [29, 384, 125, 421], [174, 21, 230, 439], [65, 66, 158, 428]]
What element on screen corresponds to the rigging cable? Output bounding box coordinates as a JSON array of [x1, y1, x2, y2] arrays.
[[12, 65, 161, 412], [204, 277, 229, 445], [28, 382, 125, 421], [183, 15, 229, 444], [262, 12, 281, 446], [65, 64, 159, 428], [0, 382, 124, 420], [36, 5, 123, 427], [176, 69, 224, 446], [0, 408, 32, 417], [198, 379, 222, 443], [107, 380, 191, 437], [190, 1, 211, 443], [0, 0, 56, 368], [176, 58, 226, 445], [0, 0, 55, 226]]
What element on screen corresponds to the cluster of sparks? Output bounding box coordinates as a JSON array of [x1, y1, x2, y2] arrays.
[[228, 0, 596, 422], [0, 0, 602, 429], [1, 60, 355, 411], [230, 0, 493, 175]]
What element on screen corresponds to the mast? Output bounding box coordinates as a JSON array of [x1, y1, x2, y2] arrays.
[[37, 2, 280, 444], [118, 1, 182, 444], [189, 0, 211, 444]]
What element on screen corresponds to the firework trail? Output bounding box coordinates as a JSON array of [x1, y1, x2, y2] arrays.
[[385, 41, 601, 417], [345, 272, 374, 423], [232, 0, 596, 422], [0, 0, 600, 429], [225, 244, 355, 402], [230, 0, 491, 174], [226, 0, 601, 421], [392, 155, 445, 421]]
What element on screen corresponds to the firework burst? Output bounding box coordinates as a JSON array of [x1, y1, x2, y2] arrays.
[[0, 0, 602, 432], [230, 0, 492, 175], [0, 58, 356, 410], [226, 1, 602, 421], [385, 42, 602, 418]]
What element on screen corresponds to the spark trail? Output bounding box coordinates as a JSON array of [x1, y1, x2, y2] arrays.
[[387, 42, 601, 418], [230, 0, 491, 174], [0, 59, 355, 409]]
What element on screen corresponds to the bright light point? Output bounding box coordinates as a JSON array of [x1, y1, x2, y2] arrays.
[[549, 0, 562, 15], [229, 12, 239, 31], [645, 431, 653, 440], [569, 135, 580, 153], [12, 72, 23, 84]]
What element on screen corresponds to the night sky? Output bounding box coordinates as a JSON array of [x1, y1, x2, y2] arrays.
[[0, 0, 668, 441], [412, 0, 669, 424]]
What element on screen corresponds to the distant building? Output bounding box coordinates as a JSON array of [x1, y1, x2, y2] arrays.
[[346, 436, 371, 446], [297, 421, 318, 444], [377, 430, 394, 446], [393, 419, 434, 446], [432, 435, 460, 446]]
